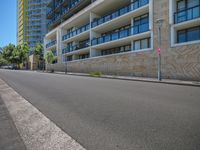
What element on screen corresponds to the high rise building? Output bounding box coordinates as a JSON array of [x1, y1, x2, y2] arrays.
[[44, 0, 200, 81], [17, 0, 50, 51], [17, 0, 28, 45]]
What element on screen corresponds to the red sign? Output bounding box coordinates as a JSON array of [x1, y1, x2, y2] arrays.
[[156, 48, 161, 54]]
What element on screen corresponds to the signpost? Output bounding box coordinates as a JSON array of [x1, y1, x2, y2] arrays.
[[156, 18, 164, 81]]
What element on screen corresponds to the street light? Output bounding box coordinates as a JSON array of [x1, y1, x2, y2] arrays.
[[156, 18, 164, 81]]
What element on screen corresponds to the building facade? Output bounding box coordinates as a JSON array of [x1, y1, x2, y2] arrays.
[[17, 0, 28, 45], [17, 0, 50, 51], [44, 0, 200, 81]]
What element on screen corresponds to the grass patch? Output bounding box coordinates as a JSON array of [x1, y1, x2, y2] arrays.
[[89, 71, 103, 77]]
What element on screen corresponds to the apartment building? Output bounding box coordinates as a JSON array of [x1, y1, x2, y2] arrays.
[[17, 0, 50, 50], [17, 0, 28, 45], [44, 0, 200, 81]]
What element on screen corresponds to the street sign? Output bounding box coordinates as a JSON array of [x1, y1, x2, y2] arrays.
[[156, 48, 161, 55]]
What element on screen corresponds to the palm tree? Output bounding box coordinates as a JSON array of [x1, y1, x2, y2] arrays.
[[33, 43, 44, 70], [44, 51, 55, 72]]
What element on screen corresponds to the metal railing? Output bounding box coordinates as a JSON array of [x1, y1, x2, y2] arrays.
[[174, 5, 200, 24], [91, 23, 149, 46], [62, 41, 89, 54], [62, 23, 90, 41], [46, 40, 56, 48], [91, 0, 149, 28]]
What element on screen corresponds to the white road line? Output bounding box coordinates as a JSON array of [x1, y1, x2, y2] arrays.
[[0, 79, 86, 150]]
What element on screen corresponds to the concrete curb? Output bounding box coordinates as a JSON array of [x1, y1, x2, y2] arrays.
[[37, 71, 200, 87], [0, 78, 86, 150]]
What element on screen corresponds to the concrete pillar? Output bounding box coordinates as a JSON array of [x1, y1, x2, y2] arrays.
[[57, 28, 62, 63]]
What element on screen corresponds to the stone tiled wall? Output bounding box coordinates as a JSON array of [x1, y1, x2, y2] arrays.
[[152, 0, 200, 80], [47, 0, 200, 81]]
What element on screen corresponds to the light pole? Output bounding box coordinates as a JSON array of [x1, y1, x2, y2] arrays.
[[156, 18, 164, 81], [65, 56, 67, 74]]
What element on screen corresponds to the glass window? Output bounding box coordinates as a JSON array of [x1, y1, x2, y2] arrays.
[[187, 27, 200, 42], [177, 26, 200, 43], [177, 30, 186, 43], [134, 40, 140, 50], [177, 0, 186, 11], [134, 38, 150, 50], [188, 0, 200, 8], [141, 39, 148, 49], [125, 45, 131, 52]]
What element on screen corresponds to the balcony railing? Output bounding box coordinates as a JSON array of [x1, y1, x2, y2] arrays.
[[91, 23, 149, 46], [174, 5, 200, 24], [91, 0, 149, 28], [62, 41, 89, 54], [47, 0, 82, 24], [46, 40, 56, 48], [62, 23, 90, 41]]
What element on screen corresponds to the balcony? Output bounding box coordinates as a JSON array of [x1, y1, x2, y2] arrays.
[[46, 40, 56, 48], [174, 5, 200, 24], [52, 50, 58, 57], [91, 0, 149, 28], [62, 23, 90, 41], [62, 41, 90, 54], [91, 23, 149, 46], [62, 0, 81, 16]]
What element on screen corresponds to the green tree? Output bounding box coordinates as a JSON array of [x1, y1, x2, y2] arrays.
[[0, 55, 9, 66], [44, 51, 55, 64], [20, 43, 29, 63], [33, 43, 44, 59], [10, 43, 29, 67], [2, 44, 16, 63]]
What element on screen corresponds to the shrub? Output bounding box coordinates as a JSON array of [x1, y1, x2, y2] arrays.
[[89, 71, 102, 77]]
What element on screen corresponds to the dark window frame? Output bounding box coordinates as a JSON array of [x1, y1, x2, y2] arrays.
[[133, 37, 151, 50], [177, 26, 200, 43]]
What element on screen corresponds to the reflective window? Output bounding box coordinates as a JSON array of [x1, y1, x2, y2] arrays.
[[177, 26, 200, 43], [134, 38, 150, 50]]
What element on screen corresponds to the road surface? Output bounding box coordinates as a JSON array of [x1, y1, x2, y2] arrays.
[[0, 69, 200, 150]]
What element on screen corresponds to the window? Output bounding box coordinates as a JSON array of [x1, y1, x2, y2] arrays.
[[134, 14, 149, 26], [187, 0, 200, 8], [101, 45, 131, 56], [187, 27, 200, 41], [177, 30, 186, 43], [177, 0, 186, 11], [133, 38, 150, 50], [133, 14, 149, 33], [141, 39, 148, 49], [134, 40, 140, 50], [177, 26, 200, 43]]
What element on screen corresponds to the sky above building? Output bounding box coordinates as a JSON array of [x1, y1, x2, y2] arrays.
[[0, 0, 17, 47]]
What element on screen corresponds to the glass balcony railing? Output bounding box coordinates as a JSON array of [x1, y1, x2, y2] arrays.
[[174, 5, 200, 24], [91, 23, 149, 46], [62, 0, 81, 16], [62, 41, 89, 54], [46, 40, 56, 48], [62, 23, 90, 41], [91, 0, 149, 28]]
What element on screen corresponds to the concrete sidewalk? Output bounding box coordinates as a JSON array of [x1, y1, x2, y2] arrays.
[[0, 97, 27, 150], [38, 71, 200, 87]]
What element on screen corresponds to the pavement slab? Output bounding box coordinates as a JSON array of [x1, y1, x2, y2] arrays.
[[0, 97, 27, 150]]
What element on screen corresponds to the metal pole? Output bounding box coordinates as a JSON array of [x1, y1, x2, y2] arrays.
[[158, 26, 162, 81], [65, 57, 67, 74]]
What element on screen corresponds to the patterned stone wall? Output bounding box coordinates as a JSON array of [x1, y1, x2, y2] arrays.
[[47, 0, 200, 81], [153, 0, 200, 80]]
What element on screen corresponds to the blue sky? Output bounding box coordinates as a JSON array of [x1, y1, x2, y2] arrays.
[[0, 0, 17, 47]]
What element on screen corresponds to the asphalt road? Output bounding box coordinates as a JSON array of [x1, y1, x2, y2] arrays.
[[0, 69, 200, 150]]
